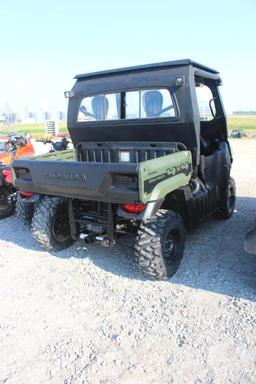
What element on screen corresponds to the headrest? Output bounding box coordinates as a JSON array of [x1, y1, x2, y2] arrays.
[[92, 95, 109, 120], [143, 91, 163, 117]]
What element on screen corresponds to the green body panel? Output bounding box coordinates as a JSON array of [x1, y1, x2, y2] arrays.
[[11, 150, 75, 186], [29, 149, 75, 161], [138, 151, 192, 203]]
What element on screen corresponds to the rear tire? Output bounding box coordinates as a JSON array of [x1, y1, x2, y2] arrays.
[[31, 196, 73, 251], [134, 209, 185, 280], [15, 194, 34, 226]]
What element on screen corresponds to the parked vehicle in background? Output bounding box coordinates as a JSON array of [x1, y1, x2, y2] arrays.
[[45, 137, 70, 152], [0, 133, 35, 219], [230, 129, 245, 138], [16, 136, 72, 225], [13, 59, 236, 279]]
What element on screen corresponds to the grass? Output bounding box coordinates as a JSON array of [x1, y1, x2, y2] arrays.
[[0, 115, 256, 137], [0, 121, 67, 137], [227, 115, 256, 136]]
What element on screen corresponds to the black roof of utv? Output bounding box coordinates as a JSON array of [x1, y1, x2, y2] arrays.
[[75, 59, 219, 80]]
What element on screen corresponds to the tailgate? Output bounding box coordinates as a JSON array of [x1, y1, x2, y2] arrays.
[[13, 158, 139, 203]]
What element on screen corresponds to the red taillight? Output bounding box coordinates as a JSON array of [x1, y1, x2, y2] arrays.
[[2, 169, 13, 184], [20, 191, 33, 198], [121, 203, 146, 214]]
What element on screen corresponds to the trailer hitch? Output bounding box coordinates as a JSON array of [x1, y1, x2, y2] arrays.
[[80, 232, 97, 244], [80, 232, 115, 246]]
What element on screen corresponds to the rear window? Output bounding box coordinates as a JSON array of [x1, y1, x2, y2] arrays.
[[77, 93, 120, 122], [125, 89, 175, 119], [77, 89, 176, 122]]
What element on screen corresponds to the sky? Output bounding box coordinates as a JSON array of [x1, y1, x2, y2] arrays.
[[0, 0, 256, 114]]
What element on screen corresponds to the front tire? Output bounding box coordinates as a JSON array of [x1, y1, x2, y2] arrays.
[[31, 196, 73, 251], [134, 209, 185, 280], [216, 176, 236, 219]]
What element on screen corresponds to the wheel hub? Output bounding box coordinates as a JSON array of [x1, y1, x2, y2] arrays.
[[52, 214, 71, 242], [164, 232, 176, 263]]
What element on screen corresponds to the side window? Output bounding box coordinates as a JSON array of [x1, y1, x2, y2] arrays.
[[126, 89, 175, 119], [195, 83, 216, 121], [78, 93, 120, 121]]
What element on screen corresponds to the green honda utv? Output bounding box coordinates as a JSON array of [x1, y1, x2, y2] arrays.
[[13, 59, 236, 280]]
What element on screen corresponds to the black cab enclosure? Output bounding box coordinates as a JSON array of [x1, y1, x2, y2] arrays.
[[13, 60, 236, 280]]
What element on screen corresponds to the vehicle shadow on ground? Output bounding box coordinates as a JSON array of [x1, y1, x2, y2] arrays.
[[0, 196, 255, 301], [172, 195, 256, 300], [80, 195, 256, 300], [78, 195, 256, 301]]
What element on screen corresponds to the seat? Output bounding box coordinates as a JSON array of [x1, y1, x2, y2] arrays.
[[91, 95, 109, 120], [143, 90, 163, 117], [200, 136, 211, 156]]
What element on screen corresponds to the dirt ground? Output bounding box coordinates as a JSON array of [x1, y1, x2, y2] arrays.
[[0, 139, 255, 384]]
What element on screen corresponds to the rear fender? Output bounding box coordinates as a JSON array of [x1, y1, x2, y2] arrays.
[[0, 165, 15, 187], [15, 142, 35, 159], [138, 151, 192, 203]]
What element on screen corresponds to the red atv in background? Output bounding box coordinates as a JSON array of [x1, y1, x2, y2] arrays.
[[0, 133, 35, 219]]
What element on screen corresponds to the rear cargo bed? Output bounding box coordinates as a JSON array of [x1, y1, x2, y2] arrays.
[[13, 142, 192, 204]]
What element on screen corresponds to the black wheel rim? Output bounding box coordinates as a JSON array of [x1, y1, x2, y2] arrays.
[[52, 212, 71, 242], [164, 230, 178, 264]]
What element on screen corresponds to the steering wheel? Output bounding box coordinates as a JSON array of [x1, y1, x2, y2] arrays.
[[150, 104, 174, 118], [79, 105, 96, 119]]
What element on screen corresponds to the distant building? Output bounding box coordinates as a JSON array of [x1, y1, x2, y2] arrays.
[[4, 113, 16, 125], [28, 112, 35, 119], [3, 107, 67, 124], [0, 114, 5, 125], [44, 112, 51, 120], [58, 111, 66, 120]]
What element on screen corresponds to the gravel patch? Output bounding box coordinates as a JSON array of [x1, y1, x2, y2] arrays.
[[0, 139, 255, 384]]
